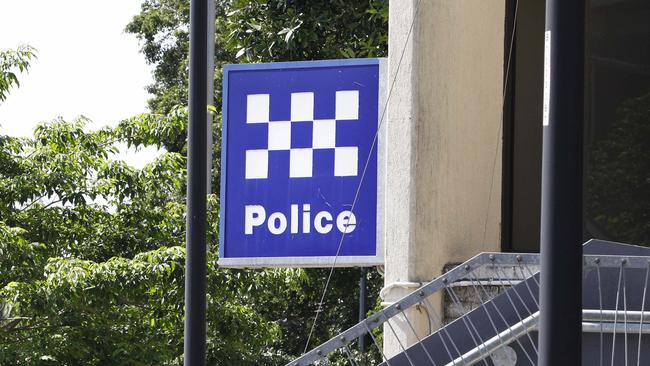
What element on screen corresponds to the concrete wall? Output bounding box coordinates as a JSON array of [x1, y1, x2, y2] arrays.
[[384, 0, 506, 357]]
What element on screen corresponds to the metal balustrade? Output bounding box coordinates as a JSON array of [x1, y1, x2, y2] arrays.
[[288, 240, 650, 366]]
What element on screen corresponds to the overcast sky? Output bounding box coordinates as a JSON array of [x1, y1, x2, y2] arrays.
[[0, 0, 160, 167]]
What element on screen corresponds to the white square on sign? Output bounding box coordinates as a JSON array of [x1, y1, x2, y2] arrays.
[[335, 90, 359, 120], [246, 94, 270, 123], [291, 92, 314, 121], [312, 119, 336, 149], [290, 148, 313, 178], [334, 146, 358, 176], [245, 149, 268, 179], [268, 121, 291, 150]]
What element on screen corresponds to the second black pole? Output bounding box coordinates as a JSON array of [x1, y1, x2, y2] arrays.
[[184, 0, 208, 365], [358, 267, 367, 353], [538, 0, 585, 365]]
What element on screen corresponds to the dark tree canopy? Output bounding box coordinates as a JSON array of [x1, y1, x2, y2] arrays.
[[587, 93, 650, 245]]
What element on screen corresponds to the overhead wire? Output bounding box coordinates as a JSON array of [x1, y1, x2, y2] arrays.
[[302, 0, 521, 357], [481, 0, 519, 251], [302, 0, 423, 354]]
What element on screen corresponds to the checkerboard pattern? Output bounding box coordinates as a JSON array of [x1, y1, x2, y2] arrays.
[[244, 91, 360, 179]]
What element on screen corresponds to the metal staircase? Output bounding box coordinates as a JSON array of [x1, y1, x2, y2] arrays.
[[288, 240, 650, 366]]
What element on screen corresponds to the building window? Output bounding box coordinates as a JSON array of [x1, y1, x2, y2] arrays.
[[507, 0, 650, 251]]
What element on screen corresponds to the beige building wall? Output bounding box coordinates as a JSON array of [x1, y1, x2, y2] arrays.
[[383, 0, 506, 357]]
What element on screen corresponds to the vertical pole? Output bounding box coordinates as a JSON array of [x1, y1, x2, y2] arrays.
[[358, 267, 367, 353], [206, 0, 215, 195], [539, 1, 585, 365], [184, 0, 208, 364]]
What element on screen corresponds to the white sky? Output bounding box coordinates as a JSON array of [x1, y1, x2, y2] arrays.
[[0, 0, 161, 168]]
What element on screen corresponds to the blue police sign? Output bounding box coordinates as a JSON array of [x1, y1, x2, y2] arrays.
[[218, 58, 385, 267]]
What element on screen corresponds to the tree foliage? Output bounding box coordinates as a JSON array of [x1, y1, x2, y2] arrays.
[[0, 114, 295, 365], [1, 1, 389, 364], [0, 113, 382, 364], [126, 0, 388, 114], [125, 1, 389, 359], [587, 93, 650, 245], [0, 46, 36, 102]]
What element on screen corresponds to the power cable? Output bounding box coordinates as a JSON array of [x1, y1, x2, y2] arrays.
[[480, 0, 519, 251], [302, 0, 423, 354]]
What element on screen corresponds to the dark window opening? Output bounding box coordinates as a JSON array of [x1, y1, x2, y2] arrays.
[[504, 0, 650, 252]]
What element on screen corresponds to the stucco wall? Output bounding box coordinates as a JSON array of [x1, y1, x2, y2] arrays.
[[384, 0, 506, 356]]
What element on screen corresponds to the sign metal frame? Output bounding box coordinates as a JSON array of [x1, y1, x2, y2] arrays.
[[218, 58, 387, 268]]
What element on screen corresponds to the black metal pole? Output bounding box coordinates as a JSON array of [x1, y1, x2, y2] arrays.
[[184, 0, 208, 364], [206, 0, 215, 194], [539, 1, 585, 365], [358, 268, 367, 353]]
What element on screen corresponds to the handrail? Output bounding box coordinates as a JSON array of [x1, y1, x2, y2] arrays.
[[288, 252, 650, 366], [446, 309, 650, 366], [287, 252, 539, 365]]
